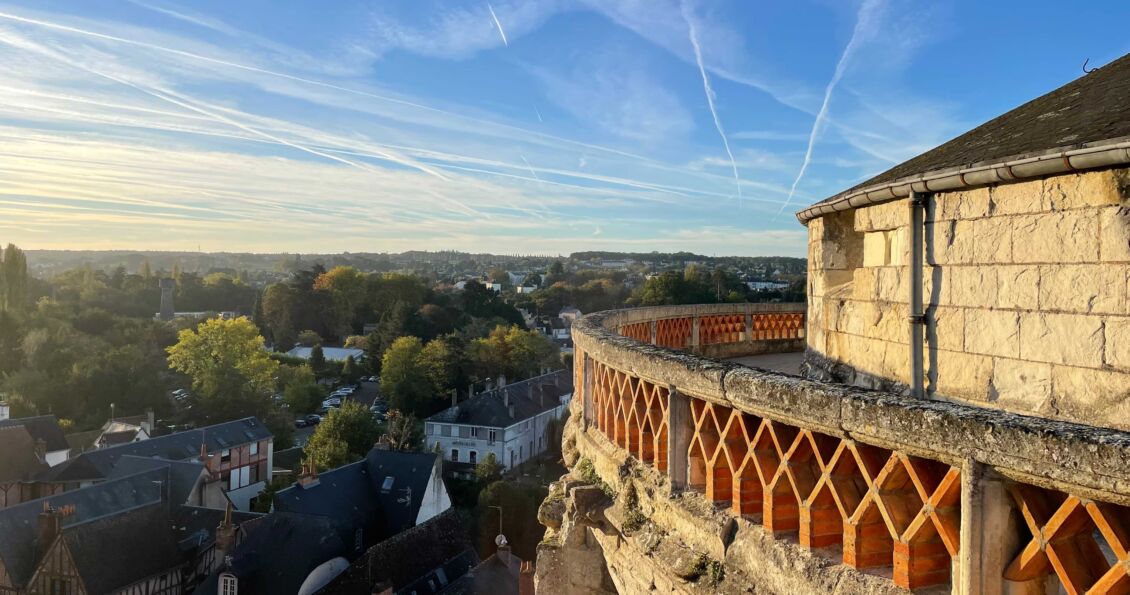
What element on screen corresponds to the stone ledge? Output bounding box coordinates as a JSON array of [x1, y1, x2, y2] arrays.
[[575, 306, 1130, 506]]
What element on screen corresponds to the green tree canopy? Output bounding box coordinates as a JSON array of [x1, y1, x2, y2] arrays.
[[475, 452, 503, 483], [305, 401, 380, 470], [467, 325, 559, 382], [167, 317, 278, 396], [380, 336, 432, 415]]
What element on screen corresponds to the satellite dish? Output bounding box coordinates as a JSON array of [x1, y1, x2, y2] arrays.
[[495, 534, 508, 547]]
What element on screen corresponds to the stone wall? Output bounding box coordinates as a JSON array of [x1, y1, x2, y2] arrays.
[[807, 168, 1130, 430]]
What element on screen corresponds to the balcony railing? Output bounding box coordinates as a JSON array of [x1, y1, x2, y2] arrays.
[[571, 303, 1130, 593]]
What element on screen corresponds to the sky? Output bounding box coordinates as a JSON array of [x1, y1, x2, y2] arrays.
[[0, 1, 1126, 256]]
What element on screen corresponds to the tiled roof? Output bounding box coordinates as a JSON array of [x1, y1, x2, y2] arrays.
[[426, 370, 572, 428], [0, 426, 48, 483], [0, 415, 68, 453], [41, 417, 270, 483], [273, 449, 440, 548], [804, 52, 1130, 213], [63, 503, 184, 595]]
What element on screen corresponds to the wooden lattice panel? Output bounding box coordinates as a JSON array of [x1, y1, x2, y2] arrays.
[[620, 322, 651, 343], [700, 314, 746, 345], [685, 399, 960, 589], [591, 361, 670, 472], [1005, 484, 1130, 594], [655, 317, 693, 349], [750, 312, 806, 340]]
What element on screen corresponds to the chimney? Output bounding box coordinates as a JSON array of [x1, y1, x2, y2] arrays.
[[34, 438, 47, 462], [497, 544, 512, 567], [297, 461, 320, 489], [498, 374, 507, 388], [508, 402, 516, 419], [215, 502, 237, 563], [468, 383, 475, 399], [451, 388, 458, 408], [143, 408, 155, 435], [37, 503, 63, 556], [527, 382, 534, 402], [519, 561, 535, 595]]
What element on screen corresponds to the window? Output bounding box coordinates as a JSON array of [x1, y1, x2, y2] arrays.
[[250, 442, 259, 456], [470, 427, 480, 438], [529, 441, 534, 457], [510, 451, 515, 468], [49, 578, 69, 595], [220, 573, 238, 595], [440, 425, 451, 437], [459, 426, 471, 438], [488, 430, 498, 444], [469, 451, 477, 464], [451, 449, 459, 462], [249, 465, 258, 484], [221, 449, 231, 463], [519, 445, 523, 460]]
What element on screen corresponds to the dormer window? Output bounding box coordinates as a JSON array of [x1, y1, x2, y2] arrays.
[[220, 573, 238, 595]]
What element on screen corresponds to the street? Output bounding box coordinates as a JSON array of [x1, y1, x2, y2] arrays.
[[292, 378, 382, 448]]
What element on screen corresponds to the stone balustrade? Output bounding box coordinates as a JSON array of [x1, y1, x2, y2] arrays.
[[567, 303, 1130, 594]]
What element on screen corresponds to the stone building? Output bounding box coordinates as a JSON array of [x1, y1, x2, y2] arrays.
[[537, 53, 1130, 594], [424, 371, 572, 472]]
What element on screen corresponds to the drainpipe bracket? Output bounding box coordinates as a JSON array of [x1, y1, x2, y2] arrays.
[[907, 314, 926, 324], [908, 191, 932, 207]]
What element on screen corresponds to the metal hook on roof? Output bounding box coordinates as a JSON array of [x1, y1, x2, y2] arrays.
[[1083, 58, 1098, 74]]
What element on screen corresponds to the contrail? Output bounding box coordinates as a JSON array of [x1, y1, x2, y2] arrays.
[[487, 4, 508, 47], [534, 106, 543, 123], [681, 1, 742, 206], [778, 0, 882, 215], [519, 155, 542, 184]]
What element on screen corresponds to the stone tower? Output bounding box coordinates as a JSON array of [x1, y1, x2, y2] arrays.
[[158, 278, 175, 321]]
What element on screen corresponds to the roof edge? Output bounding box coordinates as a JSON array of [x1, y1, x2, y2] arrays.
[[795, 137, 1130, 223]]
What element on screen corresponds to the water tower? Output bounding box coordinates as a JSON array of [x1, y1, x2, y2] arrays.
[[158, 278, 175, 321]]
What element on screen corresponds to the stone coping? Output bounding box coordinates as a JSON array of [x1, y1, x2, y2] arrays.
[[574, 306, 1130, 505]]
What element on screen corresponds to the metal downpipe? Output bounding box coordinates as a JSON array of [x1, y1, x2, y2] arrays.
[[908, 191, 928, 398]]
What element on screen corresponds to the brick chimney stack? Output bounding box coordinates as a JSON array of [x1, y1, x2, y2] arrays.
[[519, 560, 535, 595], [297, 461, 320, 489], [215, 502, 237, 564], [37, 503, 65, 556]]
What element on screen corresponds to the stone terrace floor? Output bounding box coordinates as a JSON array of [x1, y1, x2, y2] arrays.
[[726, 352, 805, 376]]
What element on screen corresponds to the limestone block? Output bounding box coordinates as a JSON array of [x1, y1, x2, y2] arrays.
[[927, 306, 964, 352], [838, 299, 874, 337], [1011, 211, 1100, 263], [972, 216, 1012, 264], [875, 266, 907, 303], [862, 231, 889, 267], [871, 302, 907, 344], [928, 348, 992, 402], [990, 358, 1052, 413], [1038, 265, 1127, 315], [888, 227, 909, 266], [1043, 170, 1128, 211], [924, 266, 949, 306], [996, 265, 1039, 310], [964, 309, 1020, 358], [990, 179, 1043, 216], [932, 187, 992, 221], [851, 267, 876, 301], [1019, 312, 1104, 367], [823, 298, 843, 337], [855, 200, 905, 232], [1050, 365, 1130, 431], [849, 335, 887, 377], [882, 341, 909, 384], [1100, 206, 1130, 263], [925, 220, 974, 265], [946, 266, 998, 309], [1104, 317, 1130, 370], [812, 268, 853, 298], [811, 240, 850, 270]]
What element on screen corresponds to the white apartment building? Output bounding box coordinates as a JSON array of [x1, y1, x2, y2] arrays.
[[424, 370, 572, 471]]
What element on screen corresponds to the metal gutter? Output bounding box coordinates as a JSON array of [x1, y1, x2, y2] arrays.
[[795, 138, 1130, 223]]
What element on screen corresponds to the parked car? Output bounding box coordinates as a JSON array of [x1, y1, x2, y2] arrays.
[[323, 397, 342, 407], [304, 414, 322, 425]]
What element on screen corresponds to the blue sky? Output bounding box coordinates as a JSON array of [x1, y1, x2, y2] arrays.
[[0, 1, 1126, 256]]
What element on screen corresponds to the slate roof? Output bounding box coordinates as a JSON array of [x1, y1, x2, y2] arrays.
[[63, 503, 184, 595], [273, 449, 441, 548], [195, 512, 346, 595], [320, 509, 475, 595], [172, 506, 263, 552], [104, 456, 207, 505], [41, 417, 270, 483], [272, 446, 305, 473], [426, 370, 572, 428], [439, 551, 522, 595], [0, 426, 48, 483], [805, 52, 1130, 213], [64, 429, 102, 454], [0, 467, 171, 587], [0, 415, 68, 453]]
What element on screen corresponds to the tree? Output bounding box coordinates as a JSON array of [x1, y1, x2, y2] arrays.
[[305, 401, 380, 470], [525, 272, 542, 288], [546, 260, 565, 285], [309, 344, 326, 378], [297, 330, 322, 347], [380, 337, 432, 415], [282, 365, 324, 413], [380, 409, 420, 451], [341, 355, 360, 384], [167, 317, 278, 396], [138, 259, 152, 279], [1, 244, 28, 312], [467, 325, 559, 382], [418, 338, 459, 398], [166, 317, 279, 423], [475, 452, 503, 483], [313, 266, 367, 335]]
